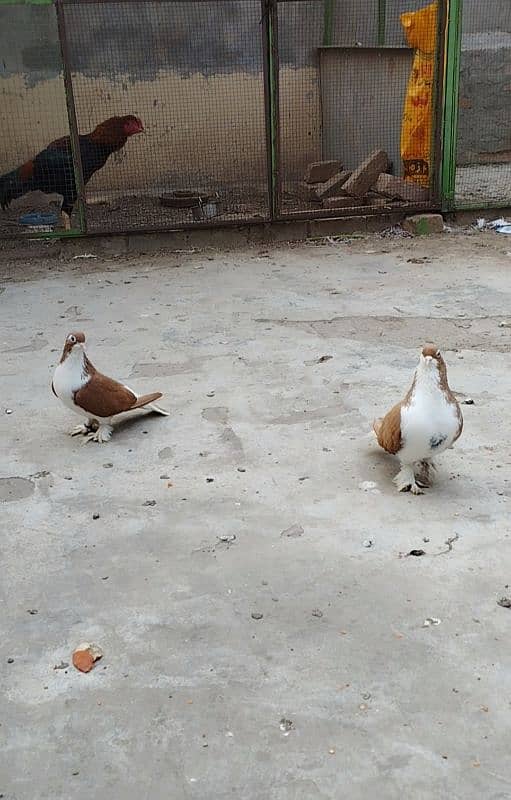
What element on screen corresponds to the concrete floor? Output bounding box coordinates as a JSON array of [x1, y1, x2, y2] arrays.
[[2, 228, 511, 800]]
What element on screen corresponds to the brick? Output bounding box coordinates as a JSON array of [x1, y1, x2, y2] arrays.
[[304, 160, 343, 184], [402, 213, 444, 235], [366, 196, 392, 208], [296, 182, 322, 202], [322, 196, 360, 209], [343, 149, 389, 198], [315, 170, 352, 200], [374, 173, 430, 203]]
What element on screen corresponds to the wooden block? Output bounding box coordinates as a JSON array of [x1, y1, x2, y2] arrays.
[[316, 170, 352, 200], [304, 160, 343, 184], [343, 150, 389, 198], [374, 173, 430, 203]]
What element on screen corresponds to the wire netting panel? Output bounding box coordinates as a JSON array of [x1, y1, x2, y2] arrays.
[[455, 1, 511, 208], [61, 0, 270, 232], [277, 0, 439, 218], [0, 3, 82, 237]]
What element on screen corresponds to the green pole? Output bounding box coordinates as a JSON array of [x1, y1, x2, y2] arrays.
[[377, 0, 386, 47], [441, 0, 463, 209], [323, 0, 334, 47]]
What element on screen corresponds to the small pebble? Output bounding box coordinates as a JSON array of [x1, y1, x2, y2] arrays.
[[251, 612, 263, 620], [206, 478, 214, 483], [237, 467, 246, 473], [92, 513, 100, 520], [312, 609, 323, 618], [103, 463, 113, 469], [328, 748, 336, 755], [160, 475, 170, 479], [5, 409, 13, 415], [143, 500, 157, 506], [7, 658, 14, 664], [27, 609, 38, 615], [206, 392, 215, 398]]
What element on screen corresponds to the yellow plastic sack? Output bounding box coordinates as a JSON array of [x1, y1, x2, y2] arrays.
[[400, 1, 438, 186]]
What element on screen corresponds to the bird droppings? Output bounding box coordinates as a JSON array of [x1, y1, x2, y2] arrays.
[[0, 477, 35, 503], [359, 481, 380, 493], [279, 718, 293, 734], [281, 524, 304, 538]]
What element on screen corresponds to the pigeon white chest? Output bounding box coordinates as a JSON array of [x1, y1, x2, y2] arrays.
[[53, 348, 90, 415], [399, 371, 460, 464]]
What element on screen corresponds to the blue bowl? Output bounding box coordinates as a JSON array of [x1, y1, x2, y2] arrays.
[[19, 212, 59, 227]]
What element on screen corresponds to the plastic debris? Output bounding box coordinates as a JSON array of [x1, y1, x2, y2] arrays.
[[478, 218, 511, 234], [72, 253, 98, 259], [72, 642, 103, 673]]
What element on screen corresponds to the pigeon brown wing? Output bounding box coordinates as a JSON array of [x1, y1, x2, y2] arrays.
[[74, 371, 138, 418], [74, 371, 163, 418], [373, 402, 403, 455]]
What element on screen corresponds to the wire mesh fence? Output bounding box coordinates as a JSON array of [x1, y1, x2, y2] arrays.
[[276, 0, 440, 219], [455, 0, 511, 208], [1, 0, 511, 239], [0, 2, 82, 236]]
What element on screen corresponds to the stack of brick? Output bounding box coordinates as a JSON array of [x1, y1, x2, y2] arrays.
[[299, 149, 430, 210]]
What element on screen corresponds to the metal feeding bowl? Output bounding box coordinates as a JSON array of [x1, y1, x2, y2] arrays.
[[160, 190, 221, 219]]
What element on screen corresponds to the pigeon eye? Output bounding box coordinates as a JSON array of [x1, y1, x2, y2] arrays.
[[68, 334, 76, 344]]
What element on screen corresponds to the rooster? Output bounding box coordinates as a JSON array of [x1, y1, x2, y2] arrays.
[[0, 115, 144, 229]]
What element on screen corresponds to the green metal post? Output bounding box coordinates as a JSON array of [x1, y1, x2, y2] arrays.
[[323, 0, 334, 47], [441, 0, 463, 210], [377, 0, 386, 47]]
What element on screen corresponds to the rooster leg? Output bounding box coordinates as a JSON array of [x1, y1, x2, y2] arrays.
[[61, 211, 71, 231]]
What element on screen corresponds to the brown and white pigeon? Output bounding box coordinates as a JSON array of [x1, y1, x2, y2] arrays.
[[52, 332, 169, 442], [373, 345, 463, 494]]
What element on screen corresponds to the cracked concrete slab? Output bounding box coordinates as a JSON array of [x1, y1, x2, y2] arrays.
[[1, 229, 511, 799]]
